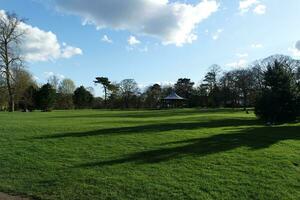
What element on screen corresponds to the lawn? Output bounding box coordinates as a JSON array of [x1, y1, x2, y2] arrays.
[[0, 109, 299, 200]]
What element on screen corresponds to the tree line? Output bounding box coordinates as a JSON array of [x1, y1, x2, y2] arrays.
[[0, 12, 299, 123]]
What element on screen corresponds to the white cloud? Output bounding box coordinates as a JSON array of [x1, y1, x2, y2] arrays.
[[61, 43, 83, 58], [212, 29, 223, 40], [44, 72, 65, 79], [128, 36, 141, 46], [0, 10, 82, 62], [226, 53, 249, 68], [239, 0, 266, 15], [251, 43, 263, 48], [239, 0, 259, 13], [253, 4, 266, 15], [101, 35, 113, 43], [53, 0, 219, 46], [226, 59, 247, 68], [288, 41, 300, 58]]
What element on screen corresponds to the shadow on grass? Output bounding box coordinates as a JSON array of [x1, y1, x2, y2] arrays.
[[37, 118, 258, 139], [76, 125, 300, 167], [51, 108, 244, 119]]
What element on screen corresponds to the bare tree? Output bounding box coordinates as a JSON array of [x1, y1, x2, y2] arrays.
[[119, 79, 139, 108], [0, 12, 25, 112], [58, 78, 76, 94], [47, 75, 60, 91]]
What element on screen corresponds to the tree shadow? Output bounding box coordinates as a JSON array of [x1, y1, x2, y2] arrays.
[[51, 108, 243, 119], [36, 118, 258, 139], [76, 125, 300, 167]]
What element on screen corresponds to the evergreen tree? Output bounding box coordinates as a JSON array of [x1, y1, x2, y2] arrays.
[[36, 84, 56, 112], [73, 86, 94, 109], [255, 60, 298, 123]]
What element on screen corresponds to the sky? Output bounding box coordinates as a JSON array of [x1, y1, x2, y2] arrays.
[[0, 0, 300, 96]]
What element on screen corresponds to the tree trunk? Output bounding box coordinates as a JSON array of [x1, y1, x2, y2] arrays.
[[104, 87, 107, 108], [5, 71, 14, 112], [3, 41, 15, 112]]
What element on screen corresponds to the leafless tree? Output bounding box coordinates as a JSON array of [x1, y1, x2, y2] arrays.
[[0, 12, 25, 112]]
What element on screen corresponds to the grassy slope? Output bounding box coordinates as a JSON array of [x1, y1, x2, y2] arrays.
[[0, 109, 299, 200]]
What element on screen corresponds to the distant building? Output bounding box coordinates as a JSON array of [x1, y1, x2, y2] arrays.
[[163, 91, 185, 108]]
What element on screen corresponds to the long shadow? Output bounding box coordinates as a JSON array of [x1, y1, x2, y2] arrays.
[[77, 125, 300, 167], [36, 118, 258, 139], [51, 108, 244, 119]]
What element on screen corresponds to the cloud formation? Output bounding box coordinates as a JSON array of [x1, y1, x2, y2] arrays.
[[226, 59, 247, 68], [53, 0, 219, 46], [44, 71, 65, 79], [0, 10, 82, 62], [101, 35, 113, 43], [128, 36, 141, 46], [288, 41, 300, 58], [253, 4, 266, 15], [239, 0, 266, 15], [226, 53, 249, 68]]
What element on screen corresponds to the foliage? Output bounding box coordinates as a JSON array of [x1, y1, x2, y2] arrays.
[[36, 83, 56, 112], [94, 77, 112, 107], [144, 84, 162, 108], [255, 60, 299, 123], [73, 86, 94, 109], [55, 93, 74, 110], [20, 85, 38, 111]]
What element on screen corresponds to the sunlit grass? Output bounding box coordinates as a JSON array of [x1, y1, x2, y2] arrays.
[[0, 109, 299, 199]]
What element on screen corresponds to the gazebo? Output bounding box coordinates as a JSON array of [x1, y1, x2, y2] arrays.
[[163, 91, 185, 108]]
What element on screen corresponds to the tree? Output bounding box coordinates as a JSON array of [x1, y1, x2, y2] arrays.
[[255, 60, 298, 123], [58, 78, 76, 94], [36, 83, 56, 112], [0, 74, 8, 110], [21, 85, 38, 111], [55, 93, 74, 110], [144, 84, 162, 108], [94, 77, 111, 107], [203, 65, 222, 107], [12, 68, 36, 109], [175, 78, 194, 100], [56, 78, 75, 110], [47, 75, 60, 90], [73, 86, 94, 109], [119, 79, 139, 108], [0, 12, 25, 112], [203, 65, 221, 91], [107, 83, 121, 109], [232, 69, 255, 109]]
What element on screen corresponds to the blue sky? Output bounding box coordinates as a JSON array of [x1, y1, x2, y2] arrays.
[[0, 0, 300, 96]]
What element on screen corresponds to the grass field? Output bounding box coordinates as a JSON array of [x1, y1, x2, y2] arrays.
[[0, 109, 299, 200]]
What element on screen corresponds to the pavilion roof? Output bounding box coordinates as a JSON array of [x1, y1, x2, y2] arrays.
[[164, 92, 185, 100]]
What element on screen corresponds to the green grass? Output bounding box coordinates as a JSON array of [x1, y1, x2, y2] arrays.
[[0, 109, 299, 200]]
